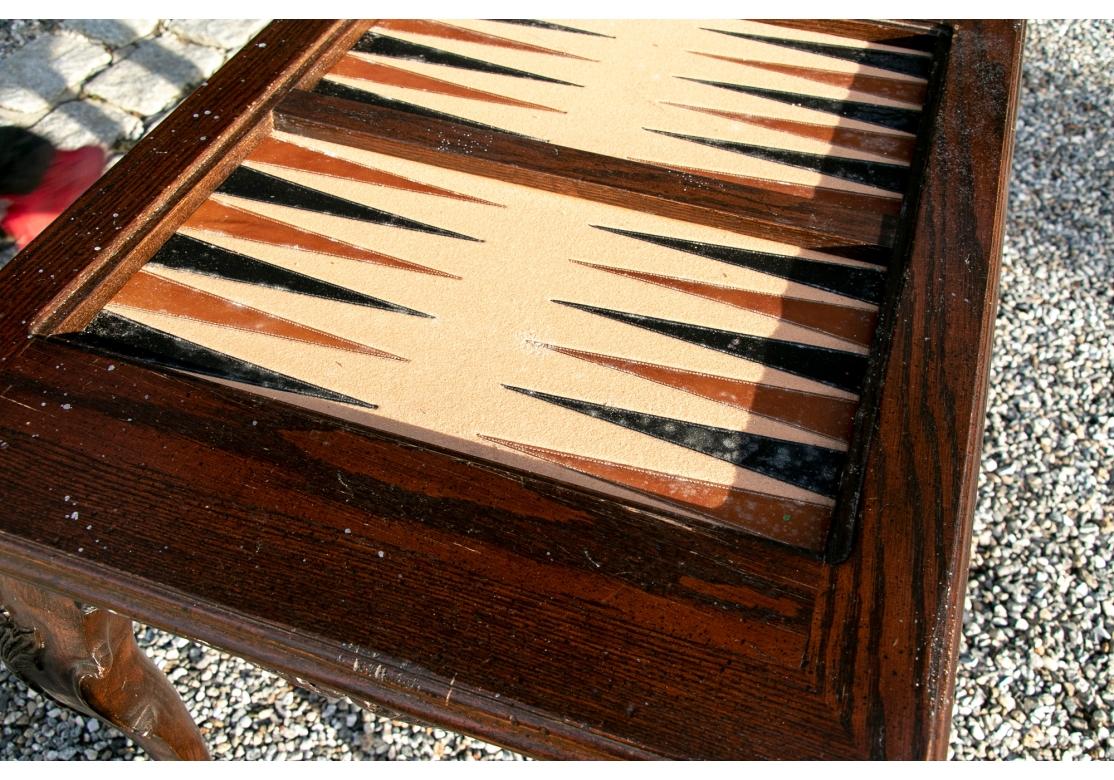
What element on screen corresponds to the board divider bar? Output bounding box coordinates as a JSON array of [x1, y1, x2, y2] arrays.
[[273, 88, 900, 250]]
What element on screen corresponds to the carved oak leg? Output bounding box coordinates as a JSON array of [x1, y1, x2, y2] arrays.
[[0, 574, 209, 760]]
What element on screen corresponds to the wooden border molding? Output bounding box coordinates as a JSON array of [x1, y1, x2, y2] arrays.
[[0, 19, 1023, 759]]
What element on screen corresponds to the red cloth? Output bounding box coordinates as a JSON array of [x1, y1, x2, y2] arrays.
[[1, 146, 106, 250]]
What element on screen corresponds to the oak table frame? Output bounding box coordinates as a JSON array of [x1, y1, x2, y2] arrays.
[[0, 20, 1023, 759]]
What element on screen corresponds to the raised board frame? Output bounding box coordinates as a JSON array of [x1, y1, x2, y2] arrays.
[[0, 20, 1024, 759]]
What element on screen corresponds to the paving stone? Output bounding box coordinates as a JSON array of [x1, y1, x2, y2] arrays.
[[0, 33, 110, 115], [0, 244, 17, 273], [0, 20, 63, 61], [110, 43, 139, 65], [0, 105, 48, 129], [30, 100, 144, 150], [63, 20, 159, 48], [164, 19, 268, 50], [83, 34, 225, 116]]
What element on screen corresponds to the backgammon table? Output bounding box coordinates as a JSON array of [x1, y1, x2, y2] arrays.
[[0, 19, 1023, 759]]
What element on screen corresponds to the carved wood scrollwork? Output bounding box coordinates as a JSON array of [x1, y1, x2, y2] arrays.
[[0, 575, 210, 760]]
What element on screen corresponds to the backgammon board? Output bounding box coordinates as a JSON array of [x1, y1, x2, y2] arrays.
[[0, 20, 1023, 759]]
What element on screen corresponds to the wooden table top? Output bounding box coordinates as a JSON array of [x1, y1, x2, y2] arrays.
[[0, 19, 1024, 759]]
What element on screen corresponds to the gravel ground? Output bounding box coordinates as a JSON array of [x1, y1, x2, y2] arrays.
[[2, 19, 1112, 760], [946, 19, 1113, 760]]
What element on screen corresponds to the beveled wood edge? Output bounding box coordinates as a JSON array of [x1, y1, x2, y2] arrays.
[[810, 19, 1026, 759], [823, 21, 954, 563], [0, 532, 657, 760], [919, 21, 1026, 758]]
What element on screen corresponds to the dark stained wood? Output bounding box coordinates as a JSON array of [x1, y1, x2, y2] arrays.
[[0, 336, 825, 759], [0, 573, 209, 760], [814, 19, 1026, 758], [273, 90, 899, 250], [0, 19, 1023, 760]]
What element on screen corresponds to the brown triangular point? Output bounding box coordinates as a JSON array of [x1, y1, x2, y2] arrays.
[[574, 261, 878, 346], [536, 342, 857, 442], [665, 102, 915, 163], [249, 136, 499, 206], [480, 434, 830, 550], [184, 199, 458, 279], [331, 55, 563, 113], [693, 52, 926, 105], [112, 270, 405, 360]]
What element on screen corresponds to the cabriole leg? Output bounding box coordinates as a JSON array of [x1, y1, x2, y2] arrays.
[[0, 574, 209, 760]]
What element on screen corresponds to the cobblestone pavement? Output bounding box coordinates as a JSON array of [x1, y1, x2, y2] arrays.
[[0, 19, 269, 268], [1, 20, 1112, 761]]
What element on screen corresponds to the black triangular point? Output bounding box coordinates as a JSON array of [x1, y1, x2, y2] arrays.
[[353, 34, 579, 86], [313, 79, 540, 142], [491, 20, 614, 38], [64, 311, 376, 409], [702, 29, 933, 79], [148, 234, 431, 318], [678, 77, 922, 135], [591, 225, 885, 304], [505, 385, 845, 496], [554, 300, 868, 394], [218, 166, 479, 242], [647, 127, 910, 193]]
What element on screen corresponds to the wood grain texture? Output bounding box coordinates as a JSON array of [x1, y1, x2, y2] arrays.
[[0, 337, 824, 759], [813, 19, 1025, 758], [0, 19, 1023, 760]]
